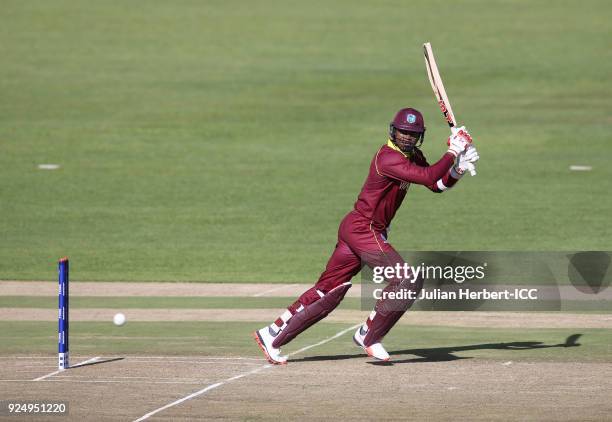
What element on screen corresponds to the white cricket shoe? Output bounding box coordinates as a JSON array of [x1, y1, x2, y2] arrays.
[[353, 326, 390, 361], [253, 326, 287, 365]]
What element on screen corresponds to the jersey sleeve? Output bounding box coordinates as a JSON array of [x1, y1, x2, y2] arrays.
[[412, 149, 462, 193], [376, 148, 455, 187]]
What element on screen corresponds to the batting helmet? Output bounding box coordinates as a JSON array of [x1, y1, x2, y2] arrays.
[[389, 108, 426, 149]]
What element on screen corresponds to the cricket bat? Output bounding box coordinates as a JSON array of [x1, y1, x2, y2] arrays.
[[423, 42, 476, 176]]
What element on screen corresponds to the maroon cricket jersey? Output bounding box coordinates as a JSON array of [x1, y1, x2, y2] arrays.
[[353, 143, 455, 231]]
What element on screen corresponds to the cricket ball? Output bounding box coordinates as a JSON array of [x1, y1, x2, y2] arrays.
[[113, 312, 126, 326]]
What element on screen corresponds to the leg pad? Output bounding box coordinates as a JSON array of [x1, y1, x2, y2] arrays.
[[363, 276, 423, 346], [272, 282, 351, 348]]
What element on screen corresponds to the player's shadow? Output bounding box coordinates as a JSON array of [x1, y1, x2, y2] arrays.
[[291, 334, 582, 365]]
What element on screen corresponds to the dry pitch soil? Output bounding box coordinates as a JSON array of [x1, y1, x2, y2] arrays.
[[3, 355, 612, 421], [1, 282, 611, 421]]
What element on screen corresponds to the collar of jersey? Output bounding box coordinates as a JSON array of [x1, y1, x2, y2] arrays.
[[386, 139, 412, 158]]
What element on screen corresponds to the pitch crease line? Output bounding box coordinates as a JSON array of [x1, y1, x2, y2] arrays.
[[252, 284, 299, 297], [39, 379, 211, 385], [133, 324, 360, 422], [32, 356, 100, 381], [288, 324, 360, 357], [124, 356, 264, 361], [126, 360, 261, 365]]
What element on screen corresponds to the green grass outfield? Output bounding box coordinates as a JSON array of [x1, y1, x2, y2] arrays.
[[1, 296, 610, 313], [1, 1, 611, 282], [1, 321, 611, 363]]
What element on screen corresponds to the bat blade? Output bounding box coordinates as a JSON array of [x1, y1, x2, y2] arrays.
[[423, 42, 457, 127], [423, 42, 475, 176]]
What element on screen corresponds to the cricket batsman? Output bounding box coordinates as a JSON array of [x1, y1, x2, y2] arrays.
[[254, 108, 479, 363]]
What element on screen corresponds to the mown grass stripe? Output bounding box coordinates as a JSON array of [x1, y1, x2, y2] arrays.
[[0, 296, 362, 310], [1, 296, 609, 312]]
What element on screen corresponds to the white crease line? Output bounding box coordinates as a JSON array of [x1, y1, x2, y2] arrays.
[[15, 356, 264, 361], [133, 365, 270, 422], [16, 362, 56, 366], [38, 379, 209, 385], [124, 355, 265, 362], [53, 375, 208, 381], [32, 370, 64, 382], [251, 284, 298, 297], [125, 360, 261, 365], [133, 324, 360, 422], [32, 356, 100, 381], [288, 324, 360, 357], [69, 356, 102, 368], [16, 357, 56, 359], [16, 356, 93, 359], [17, 364, 58, 368], [19, 366, 57, 369]]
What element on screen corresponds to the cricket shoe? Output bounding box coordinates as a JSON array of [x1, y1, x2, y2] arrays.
[[253, 326, 287, 365], [353, 326, 390, 361]]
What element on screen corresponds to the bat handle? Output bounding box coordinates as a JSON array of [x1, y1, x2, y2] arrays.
[[452, 124, 476, 176]]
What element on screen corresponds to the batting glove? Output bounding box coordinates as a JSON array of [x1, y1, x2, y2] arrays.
[[452, 145, 479, 178], [447, 126, 473, 157], [451, 126, 472, 138]]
